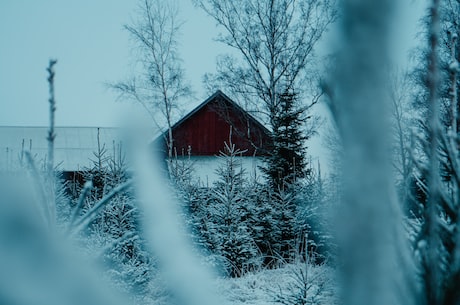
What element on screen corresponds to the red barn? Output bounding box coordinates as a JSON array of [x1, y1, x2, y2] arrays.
[[156, 90, 272, 157], [153, 90, 272, 184]]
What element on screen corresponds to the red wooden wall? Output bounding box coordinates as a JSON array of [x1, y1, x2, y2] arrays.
[[170, 93, 271, 156]]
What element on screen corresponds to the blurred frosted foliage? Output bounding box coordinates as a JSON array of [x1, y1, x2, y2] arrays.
[[134, 143, 222, 305], [328, 1, 415, 305], [0, 147, 221, 305], [0, 174, 130, 305]]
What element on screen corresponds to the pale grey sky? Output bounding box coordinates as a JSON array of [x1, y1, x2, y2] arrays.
[[0, 0, 426, 128], [0, 0, 219, 127]]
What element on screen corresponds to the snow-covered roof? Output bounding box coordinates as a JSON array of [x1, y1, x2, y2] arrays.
[[0, 126, 122, 171]]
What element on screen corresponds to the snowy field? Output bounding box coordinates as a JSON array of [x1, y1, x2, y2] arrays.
[[215, 263, 336, 305]]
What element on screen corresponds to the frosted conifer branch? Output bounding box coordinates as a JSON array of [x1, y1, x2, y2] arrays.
[[71, 180, 133, 234], [67, 180, 93, 232], [439, 132, 460, 187], [96, 231, 138, 259]]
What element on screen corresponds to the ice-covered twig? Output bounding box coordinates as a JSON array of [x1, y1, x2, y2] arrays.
[[46, 59, 57, 225], [46, 59, 57, 177], [96, 231, 138, 260]]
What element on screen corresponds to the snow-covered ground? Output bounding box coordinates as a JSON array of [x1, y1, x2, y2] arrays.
[[215, 263, 337, 305]]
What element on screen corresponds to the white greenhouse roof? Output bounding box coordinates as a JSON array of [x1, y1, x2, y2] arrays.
[[0, 126, 123, 171]]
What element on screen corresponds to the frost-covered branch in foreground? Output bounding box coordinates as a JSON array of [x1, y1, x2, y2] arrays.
[[0, 174, 130, 305], [328, 1, 415, 305], [134, 144, 221, 305]]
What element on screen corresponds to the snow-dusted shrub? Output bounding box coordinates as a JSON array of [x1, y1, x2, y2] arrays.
[[177, 152, 329, 270], [267, 186, 298, 260], [293, 171, 334, 263], [270, 261, 337, 305], [244, 170, 330, 265], [214, 260, 337, 305]]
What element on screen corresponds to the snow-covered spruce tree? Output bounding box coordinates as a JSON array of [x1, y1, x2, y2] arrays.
[[206, 141, 259, 276], [169, 146, 195, 190], [263, 167, 330, 264], [195, 0, 334, 194], [168, 149, 217, 253], [243, 179, 277, 265], [264, 89, 310, 190], [268, 186, 297, 261], [294, 166, 332, 263], [240, 178, 299, 266], [71, 140, 156, 299], [81, 131, 110, 200], [186, 187, 216, 254]]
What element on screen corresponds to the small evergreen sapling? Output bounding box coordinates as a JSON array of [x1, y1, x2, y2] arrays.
[[207, 140, 259, 276]]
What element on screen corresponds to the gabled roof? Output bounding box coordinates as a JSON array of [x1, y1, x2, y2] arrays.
[[153, 90, 272, 156], [171, 90, 270, 135]]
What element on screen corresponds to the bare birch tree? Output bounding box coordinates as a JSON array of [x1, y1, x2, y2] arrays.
[[194, 0, 336, 185], [113, 0, 191, 162], [388, 70, 415, 207], [195, 0, 336, 120]]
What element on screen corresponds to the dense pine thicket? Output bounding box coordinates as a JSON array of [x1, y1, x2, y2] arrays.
[[62, 141, 163, 304], [170, 141, 329, 277], [55, 132, 328, 301]]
